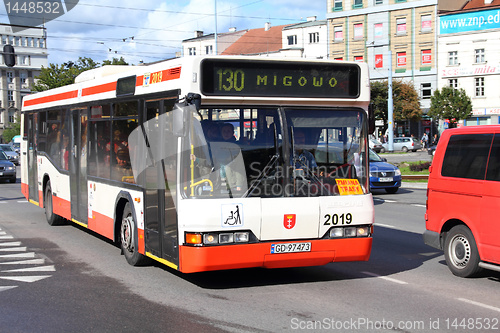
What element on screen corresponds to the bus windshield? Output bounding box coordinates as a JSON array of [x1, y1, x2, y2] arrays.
[[184, 107, 368, 198]]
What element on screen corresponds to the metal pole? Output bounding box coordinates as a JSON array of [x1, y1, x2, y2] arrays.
[[388, 50, 394, 152], [214, 0, 218, 55]]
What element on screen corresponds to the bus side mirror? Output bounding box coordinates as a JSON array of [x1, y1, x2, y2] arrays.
[[3, 44, 15, 67], [368, 103, 375, 135]]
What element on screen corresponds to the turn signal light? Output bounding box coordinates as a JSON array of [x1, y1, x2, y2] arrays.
[[186, 233, 202, 245]]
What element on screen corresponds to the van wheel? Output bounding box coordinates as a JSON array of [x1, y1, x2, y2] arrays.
[[44, 181, 65, 226], [120, 202, 150, 266], [444, 225, 482, 278], [402, 146, 408, 152]]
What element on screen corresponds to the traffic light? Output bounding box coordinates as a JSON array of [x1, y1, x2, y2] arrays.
[[3, 44, 15, 67]]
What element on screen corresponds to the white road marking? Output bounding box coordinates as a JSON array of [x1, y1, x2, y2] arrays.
[[0, 286, 17, 292], [0, 242, 22, 247], [412, 204, 426, 208], [0, 259, 45, 265], [362, 271, 408, 285], [17, 201, 28, 203], [0, 235, 14, 240], [0, 247, 27, 252], [0, 252, 36, 259], [374, 223, 398, 229], [0, 275, 51, 283], [2, 265, 55, 273], [458, 298, 500, 313]]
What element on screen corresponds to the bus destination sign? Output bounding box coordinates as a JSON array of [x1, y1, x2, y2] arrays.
[[201, 59, 360, 98]]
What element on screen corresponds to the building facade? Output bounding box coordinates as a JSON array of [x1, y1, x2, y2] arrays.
[[0, 24, 47, 143], [281, 17, 329, 59], [438, 0, 500, 127], [327, 0, 439, 137]]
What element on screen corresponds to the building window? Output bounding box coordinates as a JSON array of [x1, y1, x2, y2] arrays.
[[397, 52, 406, 67], [353, 0, 363, 9], [395, 0, 407, 2], [421, 49, 431, 65], [188, 47, 196, 56], [421, 15, 432, 32], [18, 55, 30, 66], [475, 77, 485, 97], [421, 83, 432, 99], [354, 55, 364, 62], [396, 18, 406, 35], [374, 23, 383, 39], [375, 53, 383, 68], [353, 23, 363, 40], [334, 26, 343, 42], [448, 51, 458, 66], [205, 45, 213, 55], [8, 111, 15, 123], [7, 90, 13, 101], [334, 57, 343, 61], [309, 32, 319, 44], [333, 0, 342, 11], [375, 0, 383, 4], [475, 49, 485, 64], [287, 35, 297, 45], [20, 72, 27, 84], [448, 79, 458, 89], [7, 72, 14, 83]]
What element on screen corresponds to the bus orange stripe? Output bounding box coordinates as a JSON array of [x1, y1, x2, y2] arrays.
[[23, 90, 79, 107], [81, 82, 116, 97]]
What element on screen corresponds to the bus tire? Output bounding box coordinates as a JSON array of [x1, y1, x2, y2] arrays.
[[444, 225, 483, 278], [44, 181, 64, 226], [120, 202, 149, 266]]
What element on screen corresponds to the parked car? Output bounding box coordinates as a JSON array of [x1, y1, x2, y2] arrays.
[[369, 136, 383, 153], [368, 148, 401, 193], [0, 151, 17, 183], [0, 144, 19, 165], [381, 137, 422, 153], [424, 125, 500, 278]]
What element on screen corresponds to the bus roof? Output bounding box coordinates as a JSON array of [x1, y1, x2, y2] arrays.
[[22, 56, 370, 111]]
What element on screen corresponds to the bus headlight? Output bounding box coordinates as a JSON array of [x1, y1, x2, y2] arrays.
[[328, 225, 371, 239], [219, 233, 234, 244], [234, 232, 249, 243], [330, 228, 344, 238], [204, 233, 219, 245]]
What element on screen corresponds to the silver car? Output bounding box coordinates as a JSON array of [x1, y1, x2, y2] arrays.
[[381, 137, 422, 153], [0, 144, 19, 165]]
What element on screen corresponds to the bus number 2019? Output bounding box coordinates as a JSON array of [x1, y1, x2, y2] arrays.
[[217, 69, 245, 92], [324, 213, 352, 225]]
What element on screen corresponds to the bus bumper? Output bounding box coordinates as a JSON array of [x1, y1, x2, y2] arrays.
[[179, 238, 372, 273]]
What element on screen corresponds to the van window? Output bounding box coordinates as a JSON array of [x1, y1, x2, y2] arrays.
[[486, 134, 500, 181], [441, 134, 493, 179]]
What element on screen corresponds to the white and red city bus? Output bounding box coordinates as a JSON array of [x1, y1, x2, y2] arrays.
[[21, 56, 374, 273]]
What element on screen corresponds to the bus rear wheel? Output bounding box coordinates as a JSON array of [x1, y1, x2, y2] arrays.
[[444, 225, 482, 278], [44, 181, 64, 226], [120, 202, 150, 266]]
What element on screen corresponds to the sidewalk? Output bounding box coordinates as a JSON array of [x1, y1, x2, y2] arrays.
[[401, 181, 427, 189]]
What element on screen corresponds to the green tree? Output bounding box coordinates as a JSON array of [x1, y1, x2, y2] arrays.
[[370, 79, 422, 130], [33, 57, 110, 91], [429, 87, 472, 128], [102, 57, 128, 66], [2, 115, 21, 143]]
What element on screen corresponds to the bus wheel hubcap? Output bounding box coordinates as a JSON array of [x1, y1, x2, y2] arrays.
[[121, 216, 133, 252]]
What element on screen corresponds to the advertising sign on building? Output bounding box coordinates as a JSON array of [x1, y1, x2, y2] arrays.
[[440, 8, 500, 34]]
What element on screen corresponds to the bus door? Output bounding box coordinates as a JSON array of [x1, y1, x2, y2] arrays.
[[142, 99, 179, 266], [27, 113, 38, 203], [69, 108, 88, 224]]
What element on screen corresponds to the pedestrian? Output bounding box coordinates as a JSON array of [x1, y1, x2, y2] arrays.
[[421, 132, 428, 149]]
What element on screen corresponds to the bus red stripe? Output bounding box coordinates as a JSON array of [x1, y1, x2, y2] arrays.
[[23, 90, 79, 107], [81, 82, 116, 97]]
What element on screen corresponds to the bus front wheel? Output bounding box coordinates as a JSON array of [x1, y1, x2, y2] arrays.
[[44, 181, 64, 226], [120, 202, 149, 266], [444, 225, 482, 278]]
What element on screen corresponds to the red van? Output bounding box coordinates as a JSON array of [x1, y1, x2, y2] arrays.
[[424, 125, 500, 277]]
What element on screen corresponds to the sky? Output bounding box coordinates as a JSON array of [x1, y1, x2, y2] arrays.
[[0, 0, 326, 65]]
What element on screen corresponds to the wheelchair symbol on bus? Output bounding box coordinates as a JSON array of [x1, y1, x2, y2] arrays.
[[221, 204, 243, 227]]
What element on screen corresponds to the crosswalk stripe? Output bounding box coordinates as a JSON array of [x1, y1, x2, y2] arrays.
[[0, 252, 36, 259], [1, 265, 55, 273], [0, 275, 51, 283], [0, 247, 27, 252], [0, 259, 45, 265], [0, 242, 22, 247], [0, 286, 17, 292], [0, 236, 14, 240]]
